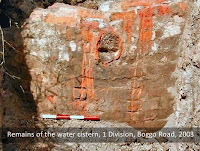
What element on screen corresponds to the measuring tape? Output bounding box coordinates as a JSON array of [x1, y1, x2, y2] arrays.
[[41, 114, 100, 121]]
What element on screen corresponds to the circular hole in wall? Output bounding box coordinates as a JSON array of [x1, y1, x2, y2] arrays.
[[97, 31, 119, 62]]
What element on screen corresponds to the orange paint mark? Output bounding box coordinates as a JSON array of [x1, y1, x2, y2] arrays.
[[94, 31, 104, 61], [120, 0, 154, 11], [138, 7, 154, 54], [156, 0, 169, 4], [45, 14, 77, 27], [129, 65, 137, 119], [131, 80, 136, 98], [124, 21, 133, 43], [111, 11, 136, 21], [128, 101, 139, 113], [84, 46, 94, 97], [66, 28, 71, 39], [81, 29, 93, 42], [73, 41, 95, 104], [79, 44, 94, 99], [116, 37, 123, 60], [79, 101, 87, 115], [128, 65, 143, 122], [136, 72, 143, 109], [46, 95, 54, 102], [71, 78, 76, 100], [136, 84, 142, 101], [179, 2, 186, 11], [131, 65, 137, 97], [111, 11, 136, 43], [157, 5, 171, 15]]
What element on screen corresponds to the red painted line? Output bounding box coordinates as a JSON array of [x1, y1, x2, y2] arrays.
[[56, 114, 70, 119]]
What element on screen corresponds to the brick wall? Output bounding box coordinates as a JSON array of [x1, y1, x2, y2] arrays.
[[22, 0, 186, 128]]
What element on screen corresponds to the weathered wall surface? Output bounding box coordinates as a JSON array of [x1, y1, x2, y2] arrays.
[[22, 0, 186, 128]]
